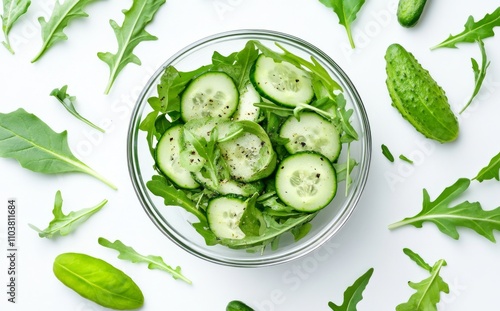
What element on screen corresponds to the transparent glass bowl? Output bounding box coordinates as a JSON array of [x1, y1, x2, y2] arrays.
[[127, 29, 372, 267]]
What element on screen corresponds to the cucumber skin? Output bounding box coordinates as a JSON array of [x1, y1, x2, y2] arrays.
[[226, 300, 255, 311], [385, 44, 459, 143], [397, 0, 428, 27]]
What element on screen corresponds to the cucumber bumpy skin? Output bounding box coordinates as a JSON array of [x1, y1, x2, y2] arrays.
[[385, 43, 459, 143], [397, 0, 428, 27]]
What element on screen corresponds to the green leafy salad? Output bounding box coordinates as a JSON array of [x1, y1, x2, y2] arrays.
[[140, 40, 359, 251]]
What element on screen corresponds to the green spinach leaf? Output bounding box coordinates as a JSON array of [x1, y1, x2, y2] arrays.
[[460, 38, 490, 114], [389, 178, 500, 242], [29, 190, 107, 238], [50, 85, 105, 133], [318, 0, 367, 48], [98, 0, 166, 94], [1, 0, 31, 54], [328, 267, 374, 311], [98, 237, 192, 284], [474, 151, 500, 182], [432, 6, 500, 49], [32, 0, 100, 62], [0, 108, 116, 189]]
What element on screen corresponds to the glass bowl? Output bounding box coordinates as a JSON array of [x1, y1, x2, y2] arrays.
[[127, 29, 372, 267]]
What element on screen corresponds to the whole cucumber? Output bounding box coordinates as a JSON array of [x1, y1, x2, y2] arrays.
[[385, 43, 459, 143], [397, 0, 428, 27]]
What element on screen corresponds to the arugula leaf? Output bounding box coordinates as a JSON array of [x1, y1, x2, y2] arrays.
[[431, 7, 500, 50], [334, 158, 358, 182], [318, 0, 366, 48], [399, 154, 413, 164], [31, 0, 100, 62], [328, 267, 374, 311], [98, 0, 166, 94], [0, 108, 116, 189], [29, 190, 106, 238], [50, 85, 105, 133], [98, 237, 192, 284], [474, 151, 500, 182], [239, 194, 266, 237], [146, 175, 207, 224], [381, 144, 394, 162], [460, 38, 490, 114], [388, 178, 500, 242], [396, 249, 449, 311], [1, 0, 31, 54], [402, 248, 432, 272]]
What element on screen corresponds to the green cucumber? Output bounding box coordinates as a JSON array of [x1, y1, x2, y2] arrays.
[[385, 43, 459, 143], [397, 0, 428, 28], [227, 300, 255, 311]]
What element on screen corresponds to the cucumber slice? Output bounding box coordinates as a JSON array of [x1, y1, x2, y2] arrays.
[[207, 196, 247, 239], [155, 125, 199, 189], [250, 55, 314, 107], [232, 82, 261, 121], [279, 112, 341, 162], [275, 152, 337, 212], [180, 71, 239, 122]]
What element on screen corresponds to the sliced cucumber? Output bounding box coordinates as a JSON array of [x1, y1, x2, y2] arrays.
[[207, 196, 247, 239], [275, 152, 337, 212], [232, 82, 261, 122], [180, 71, 239, 122], [218, 120, 276, 182], [250, 55, 314, 107], [155, 125, 199, 189], [279, 112, 341, 162]]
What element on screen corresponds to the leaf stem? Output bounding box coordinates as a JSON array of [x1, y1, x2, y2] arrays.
[[2, 38, 15, 54], [346, 25, 355, 49]]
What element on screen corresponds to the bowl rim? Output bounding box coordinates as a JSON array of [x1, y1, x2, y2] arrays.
[[127, 28, 372, 268]]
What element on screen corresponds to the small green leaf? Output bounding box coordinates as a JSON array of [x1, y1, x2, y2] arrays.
[[32, 0, 101, 62], [98, 237, 192, 284], [50, 85, 105, 133], [328, 267, 374, 311], [432, 7, 500, 49], [98, 0, 166, 94], [29, 190, 106, 238], [389, 178, 500, 242], [460, 38, 490, 114], [402, 248, 432, 272], [399, 154, 413, 164], [1, 0, 31, 54], [381, 144, 394, 162], [474, 151, 500, 182], [318, 0, 367, 48]]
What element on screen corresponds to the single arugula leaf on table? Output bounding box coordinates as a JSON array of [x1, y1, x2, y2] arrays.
[[328, 267, 374, 311], [98, 0, 166, 94], [474, 151, 500, 182], [396, 249, 449, 311], [31, 0, 101, 62], [381, 144, 394, 162], [460, 38, 490, 114], [29, 190, 107, 238], [0, 108, 116, 189], [1, 0, 31, 54], [50, 85, 105, 133], [318, 0, 367, 48], [98, 237, 192, 284], [431, 6, 500, 50], [388, 178, 500, 242], [399, 154, 413, 164]]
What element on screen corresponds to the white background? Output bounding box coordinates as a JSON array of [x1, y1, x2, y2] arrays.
[[1, 0, 500, 310]]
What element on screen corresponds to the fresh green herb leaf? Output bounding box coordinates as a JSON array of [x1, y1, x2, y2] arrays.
[[473, 151, 500, 182], [431, 7, 500, 50], [0, 108, 116, 189], [98, 0, 166, 94], [389, 178, 500, 242], [399, 154, 413, 164], [291, 223, 312, 242], [1, 0, 31, 54], [318, 0, 367, 48], [146, 175, 207, 224], [226, 300, 255, 311], [50, 85, 105, 133], [402, 248, 432, 272], [328, 267, 374, 311], [98, 237, 192, 284], [381, 144, 395, 162], [239, 194, 266, 237], [54, 252, 144, 309], [29, 191, 106, 238], [334, 158, 358, 182], [31, 0, 100, 62], [460, 38, 490, 114], [396, 249, 449, 311]]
